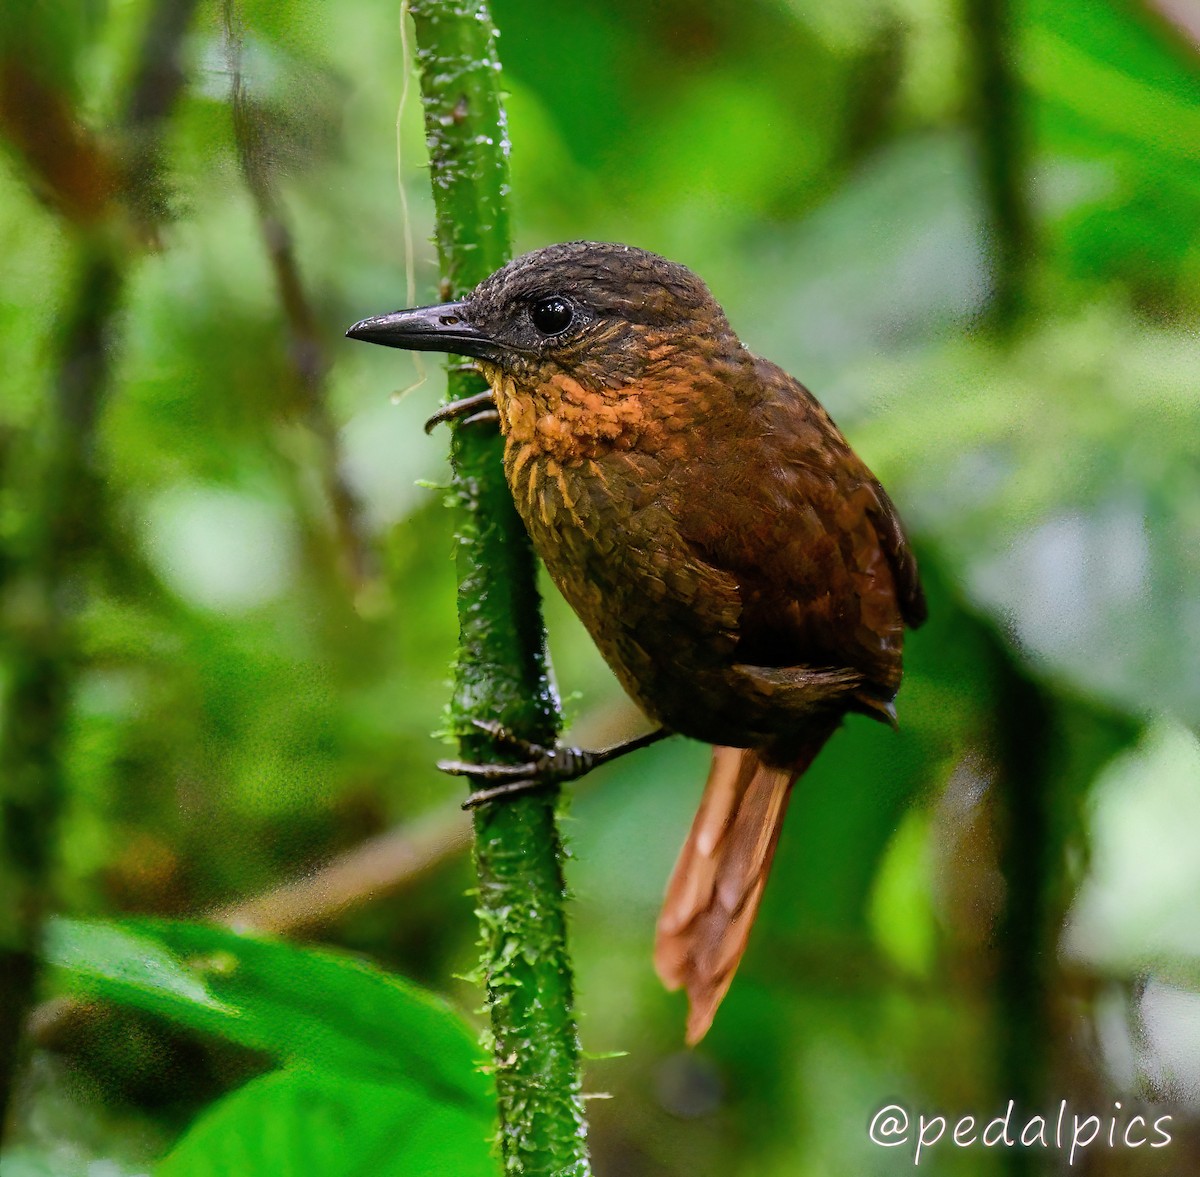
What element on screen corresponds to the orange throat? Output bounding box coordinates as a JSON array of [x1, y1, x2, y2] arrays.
[[481, 367, 694, 466]]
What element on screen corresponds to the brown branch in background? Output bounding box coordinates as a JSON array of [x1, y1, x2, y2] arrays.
[[222, 0, 373, 591], [122, 0, 203, 236], [0, 64, 120, 227], [213, 699, 638, 933], [963, 0, 1033, 330], [124, 0, 202, 131], [0, 0, 198, 1137], [215, 804, 470, 934], [0, 0, 199, 235]]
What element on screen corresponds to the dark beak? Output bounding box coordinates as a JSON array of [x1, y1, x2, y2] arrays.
[[345, 301, 498, 360]]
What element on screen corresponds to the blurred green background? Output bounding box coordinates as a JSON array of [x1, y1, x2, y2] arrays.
[[2, 0, 1199, 1173]]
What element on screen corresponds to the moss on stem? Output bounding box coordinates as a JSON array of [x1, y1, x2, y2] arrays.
[[405, 2, 590, 1173]]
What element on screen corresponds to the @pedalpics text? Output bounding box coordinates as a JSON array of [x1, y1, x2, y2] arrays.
[[868, 1099, 1173, 1166]]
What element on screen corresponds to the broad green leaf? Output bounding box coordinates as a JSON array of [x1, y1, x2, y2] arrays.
[[44, 918, 490, 1110], [856, 309, 1200, 727], [1023, 30, 1200, 165], [157, 1070, 495, 1177], [45, 918, 233, 1013], [1021, 0, 1200, 299]]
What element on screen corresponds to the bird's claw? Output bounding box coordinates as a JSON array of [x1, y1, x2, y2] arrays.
[[423, 390, 497, 434], [459, 408, 501, 428], [441, 719, 599, 808], [442, 719, 671, 809]]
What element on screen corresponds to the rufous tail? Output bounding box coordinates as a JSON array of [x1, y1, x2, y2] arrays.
[[654, 731, 834, 1044]]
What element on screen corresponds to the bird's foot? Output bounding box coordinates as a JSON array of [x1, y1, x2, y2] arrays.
[[440, 720, 671, 809], [424, 390, 498, 434]]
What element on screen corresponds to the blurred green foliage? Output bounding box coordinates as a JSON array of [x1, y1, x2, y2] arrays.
[[42, 919, 494, 1175], [1, 0, 1199, 1173]]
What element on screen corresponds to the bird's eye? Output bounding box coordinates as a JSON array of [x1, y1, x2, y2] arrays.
[[530, 296, 574, 336]]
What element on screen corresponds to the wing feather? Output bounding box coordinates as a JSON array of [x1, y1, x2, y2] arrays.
[[672, 358, 924, 695]]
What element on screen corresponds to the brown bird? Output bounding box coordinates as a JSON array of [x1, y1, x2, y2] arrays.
[[347, 241, 926, 1043]]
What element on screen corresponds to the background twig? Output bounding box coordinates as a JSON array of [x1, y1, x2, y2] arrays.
[[223, 0, 374, 592], [215, 804, 470, 933]]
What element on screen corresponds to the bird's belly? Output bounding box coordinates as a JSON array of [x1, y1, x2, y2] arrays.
[[504, 443, 768, 744]]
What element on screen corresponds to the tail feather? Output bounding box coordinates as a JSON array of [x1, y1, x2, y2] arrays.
[[654, 731, 834, 1044]]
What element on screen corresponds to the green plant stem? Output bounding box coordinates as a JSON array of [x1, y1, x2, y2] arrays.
[[405, 3, 590, 1174], [964, 0, 1032, 329], [0, 238, 122, 1134], [0, 0, 196, 1136], [987, 635, 1054, 1177]]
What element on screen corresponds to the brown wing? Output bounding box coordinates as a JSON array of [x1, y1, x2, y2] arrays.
[[674, 357, 924, 699], [869, 480, 927, 629]]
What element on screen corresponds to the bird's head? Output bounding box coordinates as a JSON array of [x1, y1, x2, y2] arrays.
[[346, 242, 744, 448]]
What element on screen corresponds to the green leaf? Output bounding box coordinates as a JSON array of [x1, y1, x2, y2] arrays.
[[157, 1070, 495, 1177], [1023, 29, 1200, 165], [856, 308, 1200, 727], [44, 918, 490, 1110], [45, 918, 234, 1013]]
